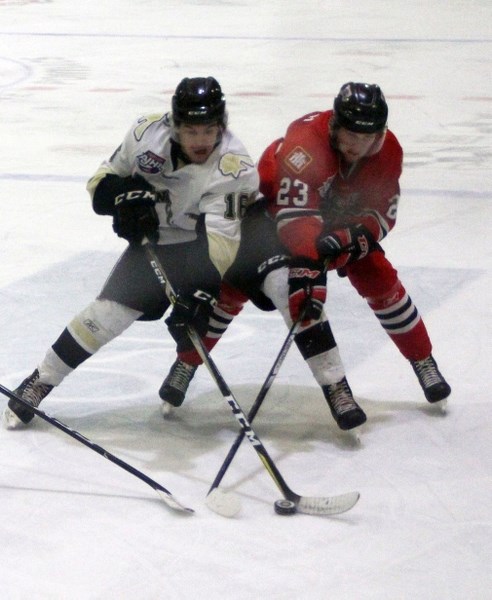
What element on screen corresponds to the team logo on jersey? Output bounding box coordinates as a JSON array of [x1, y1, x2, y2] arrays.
[[137, 150, 165, 174], [328, 191, 361, 217], [285, 146, 312, 174], [219, 153, 254, 179], [318, 175, 336, 199]]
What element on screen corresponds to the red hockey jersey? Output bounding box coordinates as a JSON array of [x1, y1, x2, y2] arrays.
[[258, 110, 403, 259]]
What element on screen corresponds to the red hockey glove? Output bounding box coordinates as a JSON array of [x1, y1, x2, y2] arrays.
[[316, 225, 375, 269], [288, 258, 327, 324]]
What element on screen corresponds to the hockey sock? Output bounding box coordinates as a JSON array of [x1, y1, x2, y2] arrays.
[[367, 281, 432, 360], [295, 319, 346, 385], [177, 282, 248, 366]]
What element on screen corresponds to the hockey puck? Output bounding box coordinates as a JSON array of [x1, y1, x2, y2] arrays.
[[274, 499, 297, 515]]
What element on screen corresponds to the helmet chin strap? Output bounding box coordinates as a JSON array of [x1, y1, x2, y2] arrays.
[[329, 123, 387, 162], [365, 128, 387, 157]]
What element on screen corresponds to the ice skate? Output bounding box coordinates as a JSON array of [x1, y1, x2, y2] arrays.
[[411, 355, 451, 410], [3, 369, 53, 430], [322, 377, 366, 431], [159, 359, 197, 416]]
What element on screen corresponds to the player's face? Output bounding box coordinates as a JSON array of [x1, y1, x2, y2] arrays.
[[178, 123, 221, 164], [336, 128, 378, 163]]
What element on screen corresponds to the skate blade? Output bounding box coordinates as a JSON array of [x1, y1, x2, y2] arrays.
[[161, 402, 175, 418], [436, 398, 448, 413], [345, 429, 361, 445], [3, 406, 25, 430]]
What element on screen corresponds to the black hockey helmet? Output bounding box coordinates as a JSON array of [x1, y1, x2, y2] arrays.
[[172, 77, 226, 127], [333, 82, 388, 133]]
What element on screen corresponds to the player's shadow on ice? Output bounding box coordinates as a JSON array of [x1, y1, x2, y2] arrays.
[[25, 383, 445, 477]]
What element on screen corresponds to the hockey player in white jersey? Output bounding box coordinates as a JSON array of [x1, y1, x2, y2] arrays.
[[4, 76, 259, 429]]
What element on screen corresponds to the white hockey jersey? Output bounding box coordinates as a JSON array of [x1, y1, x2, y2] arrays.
[[87, 112, 259, 275]]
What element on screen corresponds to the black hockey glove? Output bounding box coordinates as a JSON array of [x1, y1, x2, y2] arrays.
[[112, 188, 159, 243], [316, 225, 375, 269], [165, 290, 217, 343], [288, 257, 327, 324], [92, 173, 159, 243]]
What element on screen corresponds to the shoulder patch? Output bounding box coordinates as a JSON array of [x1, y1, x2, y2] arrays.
[[137, 150, 165, 174], [284, 146, 312, 174], [133, 113, 164, 142], [219, 153, 255, 179]]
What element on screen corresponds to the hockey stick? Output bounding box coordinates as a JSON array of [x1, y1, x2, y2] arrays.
[[0, 383, 193, 514], [205, 308, 305, 512], [145, 243, 360, 517]]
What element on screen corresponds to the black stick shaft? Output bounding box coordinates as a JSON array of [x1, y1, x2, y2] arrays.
[[144, 243, 301, 502], [207, 312, 304, 494], [0, 383, 180, 500]]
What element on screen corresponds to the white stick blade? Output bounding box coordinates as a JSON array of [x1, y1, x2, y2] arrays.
[[297, 491, 360, 516], [156, 489, 194, 514], [205, 488, 242, 517]]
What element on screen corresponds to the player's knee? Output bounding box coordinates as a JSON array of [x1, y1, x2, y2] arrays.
[[67, 299, 141, 353], [366, 280, 406, 310], [346, 251, 399, 301], [261, 267, 289, 314], [216, 282, 248, 317]]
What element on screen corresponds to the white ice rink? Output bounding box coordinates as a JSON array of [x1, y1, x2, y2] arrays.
[[1, 1, 491, 598]]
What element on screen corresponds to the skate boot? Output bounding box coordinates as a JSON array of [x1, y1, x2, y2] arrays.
[[410, 354, 451, 403], [159, 359, 197, 413], [3, 369, 53, 429], [322, 377, 366, 431]]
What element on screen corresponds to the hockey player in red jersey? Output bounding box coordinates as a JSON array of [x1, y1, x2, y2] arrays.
[[260, 82, 450, 395], [160, 82, 451, 428]]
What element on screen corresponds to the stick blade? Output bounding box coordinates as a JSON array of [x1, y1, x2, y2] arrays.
[[297, 491, 360, 516], [155, 489, 195, 514], [205, 488, 242, 517]]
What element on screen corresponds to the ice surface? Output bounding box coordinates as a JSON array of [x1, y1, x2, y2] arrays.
[[0, 1, 491, 599]]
